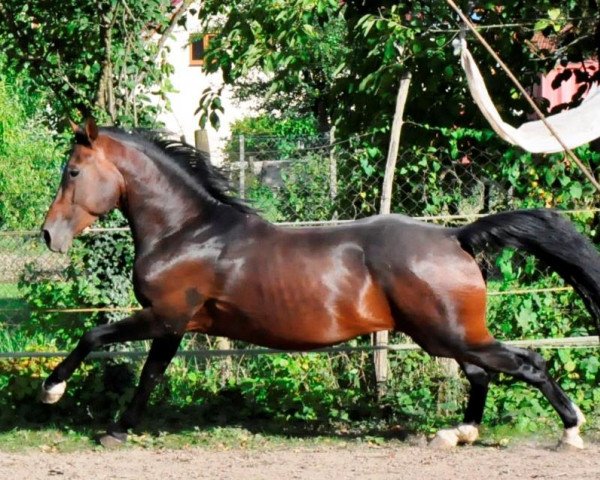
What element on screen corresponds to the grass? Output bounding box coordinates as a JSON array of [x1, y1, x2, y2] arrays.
[[0, 428, 98, 453], [0, 282, 29, 327], [0, 424, 374, 453], [0, 283, 26, 309], [1, 416, 599, 453]]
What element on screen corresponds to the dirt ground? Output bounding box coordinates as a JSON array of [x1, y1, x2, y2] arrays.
[[1, 441, 599, 480]]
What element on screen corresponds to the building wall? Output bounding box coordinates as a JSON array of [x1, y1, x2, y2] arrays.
[[155, 8, 255, 164]]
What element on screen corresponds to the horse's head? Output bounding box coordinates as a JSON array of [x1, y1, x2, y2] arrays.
[[42, 118, 125, 253]]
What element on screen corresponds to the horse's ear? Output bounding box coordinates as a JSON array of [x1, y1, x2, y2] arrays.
[[84, 117, 99, 143], [68, 119, 80, 133]]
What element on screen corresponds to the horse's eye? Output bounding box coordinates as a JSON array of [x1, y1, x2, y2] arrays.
[[69, 169, 80, 178]]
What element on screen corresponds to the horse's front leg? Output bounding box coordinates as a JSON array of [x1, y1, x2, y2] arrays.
[[40, 308, 173, 403], [100, 334, 183, 447]]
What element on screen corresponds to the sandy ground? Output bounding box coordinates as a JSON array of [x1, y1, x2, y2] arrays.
[[1, 442, 599, 480]]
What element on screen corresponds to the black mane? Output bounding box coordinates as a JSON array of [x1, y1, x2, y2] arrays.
[[99, 127, 256, 215]]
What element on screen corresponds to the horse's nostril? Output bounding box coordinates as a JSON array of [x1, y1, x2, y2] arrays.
[[42, 229, 51, 247]]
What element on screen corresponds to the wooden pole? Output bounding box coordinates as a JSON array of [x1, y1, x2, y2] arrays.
[[239, 134, 246, 198], [329, 126, 338, 201], [373, 72, 412, 399], [329, 126, 339, 221], [194, 129, 211, 157]]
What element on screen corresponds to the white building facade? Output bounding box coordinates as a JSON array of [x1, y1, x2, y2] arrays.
[[156, 4, 254, 164]]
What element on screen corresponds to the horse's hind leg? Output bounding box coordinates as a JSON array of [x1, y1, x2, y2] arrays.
[[464, 342, 586, 449], [430, 362, 490, 448], [460, 362, 490, 425]]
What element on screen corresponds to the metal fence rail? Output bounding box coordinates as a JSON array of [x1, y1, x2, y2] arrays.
[[1, 336, 598, 360]]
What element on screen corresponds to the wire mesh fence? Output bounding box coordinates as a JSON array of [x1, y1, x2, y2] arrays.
[[222, 132, 599, 222], [1, 129, 599, 354]]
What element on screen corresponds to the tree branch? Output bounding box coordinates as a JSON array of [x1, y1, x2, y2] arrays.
[[126, 0, 193, 103], [96, 3, 120, 121]]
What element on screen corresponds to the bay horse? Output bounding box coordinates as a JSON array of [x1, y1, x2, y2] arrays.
[[41, 118, 600, 449]]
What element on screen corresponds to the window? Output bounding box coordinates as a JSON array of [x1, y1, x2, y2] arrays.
[[189, 34, 212, 66]]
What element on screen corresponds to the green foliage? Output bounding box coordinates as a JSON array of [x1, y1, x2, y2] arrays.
[[198, 0, 600, 214], [18, 211, 135, 349], [0, 67, 64, 229], [237, 354, 348, 421], [0, 0, 179, 126], [486, 285, 600, 431], [334, 134, 384, 217], [231, 115, 320, 138], [275, 153, 336, 222], [227, 114, 321, 161], [225, 114, 337, 222], [196, 0, 348, 128]]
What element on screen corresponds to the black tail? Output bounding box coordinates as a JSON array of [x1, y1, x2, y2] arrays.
[[456, 209, 600, 338]]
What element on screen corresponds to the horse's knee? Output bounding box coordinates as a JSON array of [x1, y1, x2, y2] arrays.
[[80, 330, 102, 350], [525, 349, 547, 371]]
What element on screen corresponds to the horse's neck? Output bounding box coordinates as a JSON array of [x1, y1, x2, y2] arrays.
[[115, 152, 212, 253]]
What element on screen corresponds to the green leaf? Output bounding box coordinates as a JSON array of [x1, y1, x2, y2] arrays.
[[209, 111, 221, 129], [548, 8, 561, 21], [564, 360, 577, 372], [569, 181, 583, 199]]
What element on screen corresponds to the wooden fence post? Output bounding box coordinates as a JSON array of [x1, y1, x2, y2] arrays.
[[373, 72, 412, 399], [194, 129, 210, 157], [238, 135, 246, 199], [329, 126, 339, 221], [329, 126, 338, 201]]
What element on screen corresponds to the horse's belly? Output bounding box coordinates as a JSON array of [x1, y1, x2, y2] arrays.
[[188, 289, 394, 350]]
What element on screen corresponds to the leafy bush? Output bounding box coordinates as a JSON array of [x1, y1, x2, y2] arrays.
[[230, 115, 320, 138], [0, 64, 65, 230], [19, 212, 136, 350]]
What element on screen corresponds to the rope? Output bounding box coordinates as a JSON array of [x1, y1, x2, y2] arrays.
[[0, 286, 582, 315], [2, 208, 600, 236]]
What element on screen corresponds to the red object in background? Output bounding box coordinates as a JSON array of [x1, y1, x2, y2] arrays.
[[534, 60, 599, 112]]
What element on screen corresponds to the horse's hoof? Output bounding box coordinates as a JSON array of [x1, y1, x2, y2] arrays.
[[40, 380, 66, 404], [430, 424, 479, 449], [557, 427, 585, 451], [429, 429, 459, 449], [557, 439, 585, 451], [456, 424, 479, 444], [99, 432, 127, 449]]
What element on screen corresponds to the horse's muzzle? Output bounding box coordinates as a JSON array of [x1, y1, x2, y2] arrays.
[[41, 225, 72, 254]]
